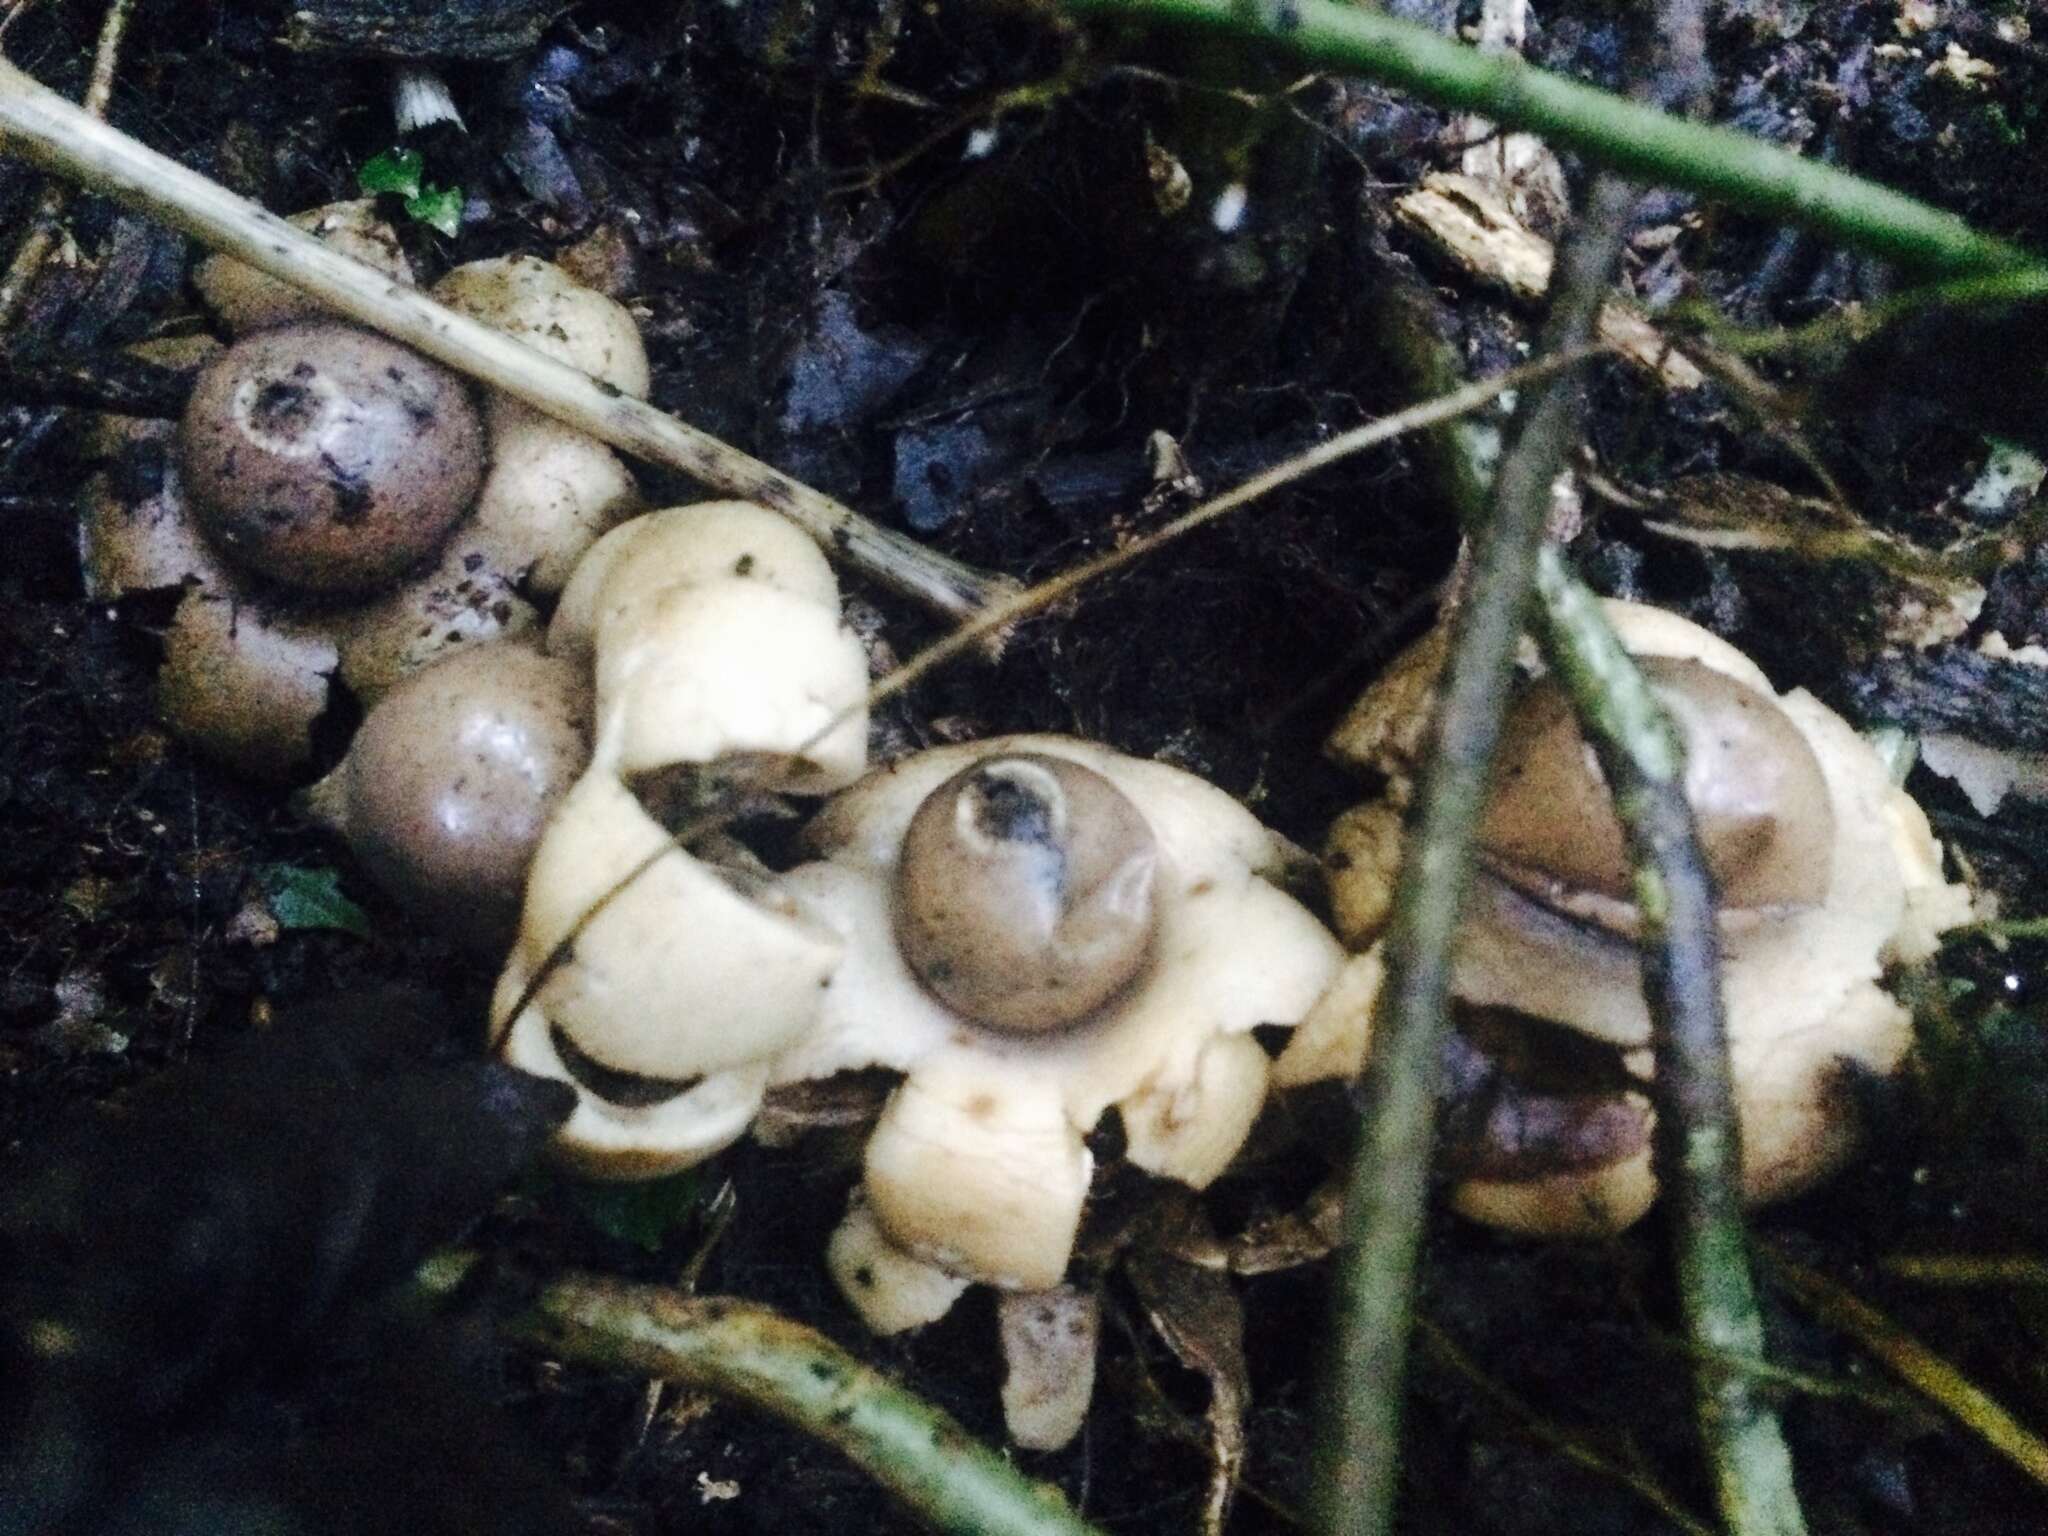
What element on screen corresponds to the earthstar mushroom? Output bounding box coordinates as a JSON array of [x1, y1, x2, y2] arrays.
[[770, 734, 1343, 1444], [1278, 599, 1973, 1234], [79, 217, 648, 777]]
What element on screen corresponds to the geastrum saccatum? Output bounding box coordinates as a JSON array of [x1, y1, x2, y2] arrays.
[[776, 735, 1344, 1445], [492, 501, 870, 1178], [1278, 599, 1971, 1235]]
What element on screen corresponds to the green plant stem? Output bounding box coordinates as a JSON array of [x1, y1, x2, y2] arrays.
[[1529, 548, 1806, 1536], [1311, 171, 1638, 1536], [413, 1259, 1106, 1536], [1061, 0, 2042, 280]]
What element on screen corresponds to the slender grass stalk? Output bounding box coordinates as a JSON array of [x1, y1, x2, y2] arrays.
[[1530, 548, 1806, 1536], [1060, 0, 2043, 280], [1769, 1252, 2048, 1491], [1310, 171, 1638, 1536], [1882, 1254, 2048, 1287]]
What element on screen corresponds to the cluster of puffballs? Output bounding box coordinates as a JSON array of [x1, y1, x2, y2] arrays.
[[87, 202, 1970, 1450], [82, 200, 646, 941]]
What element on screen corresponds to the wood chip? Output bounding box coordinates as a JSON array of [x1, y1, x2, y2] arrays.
[[1394, 172, 1706, 392]]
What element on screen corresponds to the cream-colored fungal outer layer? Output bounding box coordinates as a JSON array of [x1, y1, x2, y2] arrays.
[[1279, 599, 1972, 1236], [493, 501, 869, 1179], [433, 255, 652, 398], [195, 199, 413, 334], [549, 501, 842, 663], [781, 735, 1344, 1316]]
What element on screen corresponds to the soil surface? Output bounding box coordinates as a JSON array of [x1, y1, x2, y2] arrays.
[[5, 1, 2048, 1533]]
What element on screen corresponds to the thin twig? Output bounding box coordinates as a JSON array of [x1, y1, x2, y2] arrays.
[[1311, 169, 1637, 1536], [1418, 1317, 1717, 1536], [1530, 547, 1806, 1536], [0, 1, 44, 50], [1768, 1252, 2048, 1491], [1676, 264, 2048, 362], [1059, 0, 2042, 279], [858, 347, 1596, 716], [489, 346, 1598, 1044], [0, 0, 135, 332], [1880, 1254, 2048, 1287], [0, 58, 1018, 626]]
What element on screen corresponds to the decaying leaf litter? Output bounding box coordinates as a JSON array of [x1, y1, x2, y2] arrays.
[[4, 1, 2048, 1533]]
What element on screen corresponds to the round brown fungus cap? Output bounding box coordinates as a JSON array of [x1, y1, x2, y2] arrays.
[[893, 754, 1160, 1034], [301, 642, 593, 952], [178, 323, 486, 594]]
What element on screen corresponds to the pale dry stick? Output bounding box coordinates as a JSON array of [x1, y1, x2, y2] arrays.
[[488, 345, 1601, 1044], [0, 0, 136, 331], [0, 57, 1018, 624]]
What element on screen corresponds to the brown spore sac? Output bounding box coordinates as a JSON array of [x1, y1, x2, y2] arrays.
[[178, 323, 486, 594], [332, 644, 591, 952]]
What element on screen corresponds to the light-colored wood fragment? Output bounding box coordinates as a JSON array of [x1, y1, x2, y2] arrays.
[[1395, 171, 1706, 392]]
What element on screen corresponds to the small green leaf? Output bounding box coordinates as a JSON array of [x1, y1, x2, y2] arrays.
[[573, 1170, 705, 1253], [404, 185, 464, 237], [256, 863, 373, 937], [358, 147, 423, 200]]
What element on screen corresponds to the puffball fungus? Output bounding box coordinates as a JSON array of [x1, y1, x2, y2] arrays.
[[1278, 599, 1972, 1236], [493, 501, 870, 1178], [178, 322, 487, 592], [80, 209, 645, 778], [300, 641, 592, 953], [775, 735, 1342, 1318]]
